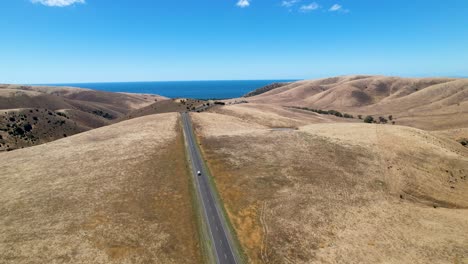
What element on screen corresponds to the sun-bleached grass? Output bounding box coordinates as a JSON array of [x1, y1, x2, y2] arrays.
[[193, 110, 468, 264], [0, 113, 201, 264]]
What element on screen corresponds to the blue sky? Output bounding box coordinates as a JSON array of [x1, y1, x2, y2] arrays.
[[1, 0, 467, 83]]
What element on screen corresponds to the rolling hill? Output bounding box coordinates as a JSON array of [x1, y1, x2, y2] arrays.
[[246, 76, 468, 130], [191, 108, 468, 264], [0, 84, 167, 151], [0, 113, 201, 263]]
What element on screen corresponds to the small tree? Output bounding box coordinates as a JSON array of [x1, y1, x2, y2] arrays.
[[364, 116, 374, 123], [23, 124, 32, 132], [379, 116, 388, 124], [358, 115, 362, 119], [388, 115, 393, 121]]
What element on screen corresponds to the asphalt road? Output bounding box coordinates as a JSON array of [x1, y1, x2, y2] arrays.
[[181, 112, 239, 264]]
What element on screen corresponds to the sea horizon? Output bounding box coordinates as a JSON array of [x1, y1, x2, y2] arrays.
[[30, 79, 298, 99]]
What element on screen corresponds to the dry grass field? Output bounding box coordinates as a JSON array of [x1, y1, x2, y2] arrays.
[[192, 107, 468, 264], [209, 103, 358, 129], [0, 113, 201, 263], [0, 85, 165, 114], [246, 76, 468, 131], [0, 84, 168, 151]]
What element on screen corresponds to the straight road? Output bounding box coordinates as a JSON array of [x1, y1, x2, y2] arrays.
[[181, 112, 240, 264]]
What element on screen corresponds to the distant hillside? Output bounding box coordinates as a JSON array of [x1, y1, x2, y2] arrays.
[[0, 84, 167, 151], [243, 82, 291, 97], [121, 98, 206, 120], [246, 76, 468, 130]]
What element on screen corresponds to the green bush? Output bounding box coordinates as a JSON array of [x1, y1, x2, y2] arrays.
[[364, 116, 374, 123]]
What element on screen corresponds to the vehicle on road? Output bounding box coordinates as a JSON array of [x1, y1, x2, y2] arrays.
[[197, 170, 202, 176]]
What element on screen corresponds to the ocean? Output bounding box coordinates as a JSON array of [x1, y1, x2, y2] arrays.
[[43, 80, 296, 99]]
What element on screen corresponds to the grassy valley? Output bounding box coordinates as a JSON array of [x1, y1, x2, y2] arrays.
[[0, 76, 467, 263]]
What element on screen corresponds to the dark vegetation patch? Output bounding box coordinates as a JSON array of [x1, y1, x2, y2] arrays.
[[288, 106, 354, 119], [23, 123, 32, 132], [458, 139, 468, 147], [364, 116, 374, 123], [364, 115, 396, 125], [0, 109, 83, 151], [56, 112, 69, 119], [92, 110, 114, 120], [244, 82, 290, 97]]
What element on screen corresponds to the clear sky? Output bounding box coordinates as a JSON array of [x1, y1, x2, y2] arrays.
[[1, 0, 467, 83]]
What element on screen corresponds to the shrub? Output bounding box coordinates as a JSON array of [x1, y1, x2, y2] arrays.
[[288, 106, 354, 119], [358, 115, 362, 119], [459, 139, 468, 147], [14, 127, 25, 136], [23, 124, 32, 132], [364, 116, 374, 123], [379, 116, 388, 124], [56, 112, 68, 118], [388, 115, 393, 121]]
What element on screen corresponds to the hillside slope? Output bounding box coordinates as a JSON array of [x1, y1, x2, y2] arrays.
[[121, 98, 206, 120], [0, 113, 201, 263], [247, 76, 468, 130], [192, 110, 468, 264], [0, 84, 167, 151]]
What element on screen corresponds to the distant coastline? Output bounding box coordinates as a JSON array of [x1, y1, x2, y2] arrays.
[[33, 80, 299, 99]]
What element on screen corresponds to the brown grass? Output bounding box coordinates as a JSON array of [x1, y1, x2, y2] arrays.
[[245, 76, 468, 131], [0, 113, 201, 263], [0, 84, 169, 151], [192, 111, 468, 264]]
